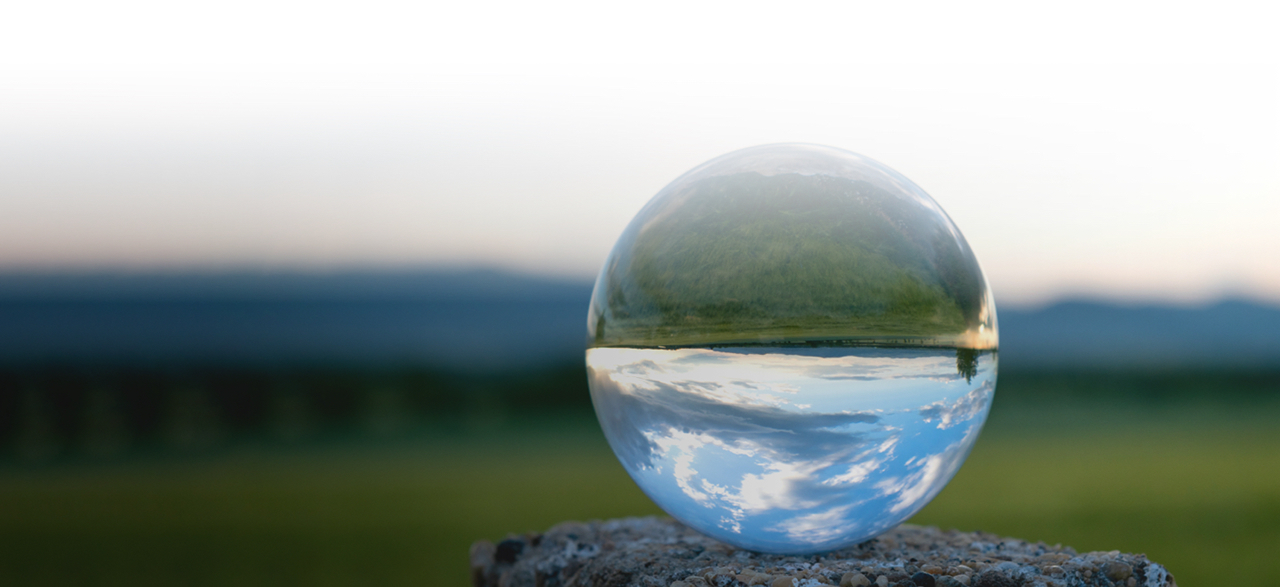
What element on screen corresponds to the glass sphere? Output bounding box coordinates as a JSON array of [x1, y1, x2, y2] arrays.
[[586, 144, 998, 554]]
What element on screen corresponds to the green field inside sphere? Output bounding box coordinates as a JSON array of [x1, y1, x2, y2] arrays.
[[589, 152, 994, 350]]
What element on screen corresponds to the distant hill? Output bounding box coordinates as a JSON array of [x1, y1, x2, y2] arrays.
[[0, 268, 589, 302], [997, 299, 1280, 369], [1, 270, 1277, 369], [0, 269, 595, 369]]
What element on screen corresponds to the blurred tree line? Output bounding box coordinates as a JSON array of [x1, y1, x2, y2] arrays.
[[0, 362, 591, 462], [2, 361, 1277, 463]]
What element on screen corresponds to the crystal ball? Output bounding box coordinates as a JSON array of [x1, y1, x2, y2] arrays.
[[586, 144, 998, 553]]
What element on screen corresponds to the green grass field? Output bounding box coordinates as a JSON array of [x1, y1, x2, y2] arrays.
[[0, 399, 1276, 587], [591, 171, 993, 349]]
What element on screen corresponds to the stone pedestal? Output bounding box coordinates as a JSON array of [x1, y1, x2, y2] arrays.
[[470, 517, 1174, 587]]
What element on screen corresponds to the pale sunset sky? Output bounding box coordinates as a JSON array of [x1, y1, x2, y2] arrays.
[[1, 1, 1277, 306]]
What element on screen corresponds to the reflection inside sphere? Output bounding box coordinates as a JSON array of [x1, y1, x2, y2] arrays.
[[588, 346, 995, 554]]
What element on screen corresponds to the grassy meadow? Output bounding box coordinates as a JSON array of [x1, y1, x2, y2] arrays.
[[0, 370, 1277, 587], [591, 172, 992, 349]]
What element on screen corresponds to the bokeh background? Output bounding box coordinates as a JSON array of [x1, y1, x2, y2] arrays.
[[2, 2, 1278, 586]]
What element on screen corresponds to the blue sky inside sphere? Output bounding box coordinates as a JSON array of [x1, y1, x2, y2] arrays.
[[587, 346, 996, 553]]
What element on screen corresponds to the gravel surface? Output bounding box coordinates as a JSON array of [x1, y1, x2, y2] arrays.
[[470, 517, 1174, 587]]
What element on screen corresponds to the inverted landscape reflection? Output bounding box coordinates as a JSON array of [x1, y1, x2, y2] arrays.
[[587, 346, 996, 553]]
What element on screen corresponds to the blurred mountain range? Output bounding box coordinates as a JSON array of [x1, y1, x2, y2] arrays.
[[1, 269, 1278, 370]]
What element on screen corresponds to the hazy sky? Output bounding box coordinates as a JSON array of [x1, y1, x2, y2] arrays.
[[2, 1, 1277, 305]]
